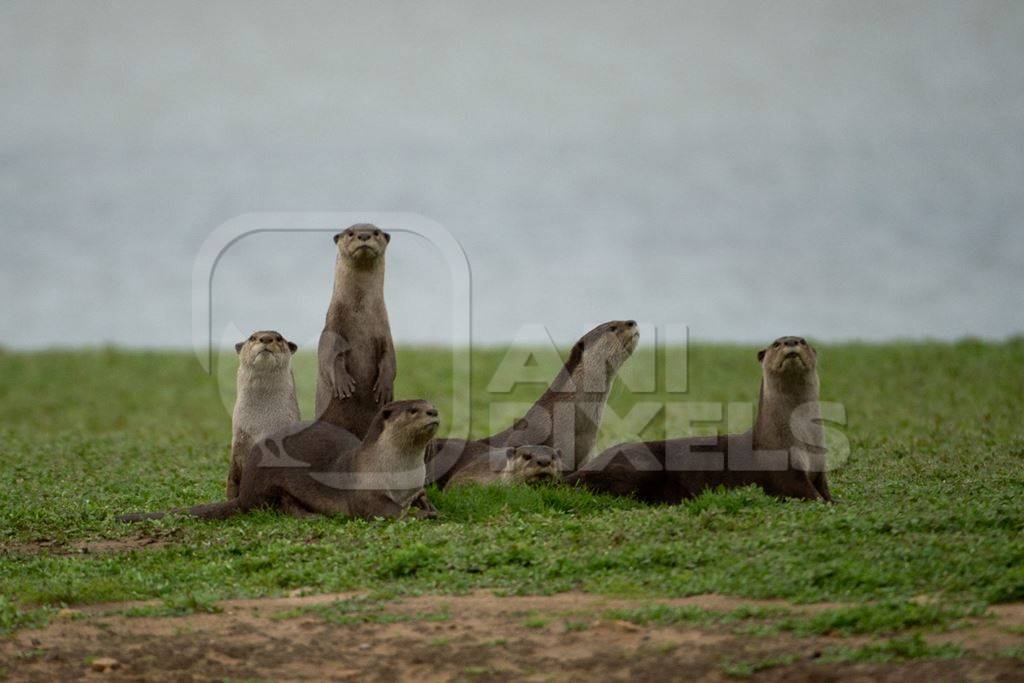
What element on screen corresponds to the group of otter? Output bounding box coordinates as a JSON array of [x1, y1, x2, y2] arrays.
[[120, 224, 830, 523]]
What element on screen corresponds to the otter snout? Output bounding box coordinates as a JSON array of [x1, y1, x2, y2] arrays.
[[236, 330, 297, 366], [335, 223, 390, 263], [510, 446, 563, 481], [758, 336, 816, 375], [522, 450, 552, 467]]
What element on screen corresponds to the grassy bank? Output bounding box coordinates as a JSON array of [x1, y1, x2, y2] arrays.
[[0, 341, 1022, 626]]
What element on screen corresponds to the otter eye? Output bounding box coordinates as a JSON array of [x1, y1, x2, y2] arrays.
[[772, 341, 780, 348], [374, 230, 381, 236], [275, 336, 282, 342], [249, 335, 256, 341], [798, 338, 806, 345], [609, 325, 618, 332], [407, 408, 418, 415]]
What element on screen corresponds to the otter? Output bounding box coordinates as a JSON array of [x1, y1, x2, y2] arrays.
[[426, 321, 639, 487], [314, 224, 396, 440], [119, 400, 440, 522], [565, 336, 831, 503], [227, 331, 301, 498], [445, 445, 564, 488]]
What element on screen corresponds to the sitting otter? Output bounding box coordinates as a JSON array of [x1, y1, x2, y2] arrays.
[[227, 330, 301, 498], [566, 336, 832, 503], [426, 320, 639, 487], [119, 400, 441, 522], [446, 446, 563, 488]]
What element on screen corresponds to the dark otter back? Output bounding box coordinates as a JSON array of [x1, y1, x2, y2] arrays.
[[425, 438, 490, 489]]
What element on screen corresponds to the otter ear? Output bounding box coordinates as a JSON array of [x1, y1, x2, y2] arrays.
[[757, 348, 767, 362], [287, 341, 298, 354], [235, 342, 244, 354], [382, 231, 391, 243], [506, 447, 516, 459], [333, 232, 342, 244]]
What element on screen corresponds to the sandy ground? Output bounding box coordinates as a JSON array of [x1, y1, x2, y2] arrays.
[[2, 591, 1022, 682]]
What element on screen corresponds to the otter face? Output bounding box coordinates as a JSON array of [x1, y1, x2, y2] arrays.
[[502, 445, 563, 483], [758, 336, 817, 379], [378, 399, 440, 447], [235, 330, 297, 370], [569, 320, 639, 386], [333, 223, 390, 266]]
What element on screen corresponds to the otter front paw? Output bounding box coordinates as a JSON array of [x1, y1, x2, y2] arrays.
[[409, 490, 438, 519], [372, 379, 393, 405], [333, 372, 356, 399], [410, 505, 438, 520]]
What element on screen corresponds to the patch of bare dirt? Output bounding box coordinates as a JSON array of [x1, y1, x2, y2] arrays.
[[1, 592, 1021, 682], [0, 531, 180, 557]]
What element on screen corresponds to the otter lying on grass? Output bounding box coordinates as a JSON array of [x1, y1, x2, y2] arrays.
[[445, 445, 563, 488], [427, 320, 639, 487], [119, 400, 441, 522], [566, 336, 832, 503]]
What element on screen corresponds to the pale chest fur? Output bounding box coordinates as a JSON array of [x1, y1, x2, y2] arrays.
[[232, 370, 300, 443]]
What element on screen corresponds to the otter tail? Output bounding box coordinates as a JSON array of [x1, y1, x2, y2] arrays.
[[117, 499, 241, 523]]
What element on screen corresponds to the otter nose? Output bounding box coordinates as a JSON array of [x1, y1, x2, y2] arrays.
[[259, 334, 274, 344], [625, 320, 636, 328], [425, 408, 438, 418], [358, 233, 371, 241]]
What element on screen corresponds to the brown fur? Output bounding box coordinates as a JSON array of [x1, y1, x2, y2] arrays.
[[566, 336, 832, 503], [227, 330, 300, 498], [314, 224, 396, 440], [118, 400, 440, 522], [445, 445, 563, 488], [426, 321, 638, 487]]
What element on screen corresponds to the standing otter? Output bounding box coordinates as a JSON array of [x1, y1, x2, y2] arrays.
[[119, 400, 440, 522], [227, 331, 301, 498], [427, 321, 639, 487], [314, 224, 396, 440], [446, 445, 563, 488], [566, 336, 831, 503]]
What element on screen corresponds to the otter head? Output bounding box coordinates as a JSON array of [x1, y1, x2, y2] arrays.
[[501, 445, 563, 484], [757, 336, 818, 389], [369, 399, 440, 450], [565, 320, 639, 389], [235, 330, 297, 370], [334, 223, 390, 268]]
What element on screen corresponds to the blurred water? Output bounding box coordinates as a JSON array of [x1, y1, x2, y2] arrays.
[[1, 0, 1022, 349]]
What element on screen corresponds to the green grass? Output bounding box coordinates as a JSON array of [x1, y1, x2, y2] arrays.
[[778, 600, 981, 636], [604, 600, 974, 637], [116, 593, 222, 618], [821, 633, 966, 663], [0, 341, 1022, 635], [722, 635, 968, 678], [270, 596, 450, 625]]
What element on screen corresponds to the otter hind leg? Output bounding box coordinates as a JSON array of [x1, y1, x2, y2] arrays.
[[280, 484, 353, 518], [813, 472, 834, 503], [279, 492, 318, 519], [226, 461, 241, 499]]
